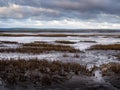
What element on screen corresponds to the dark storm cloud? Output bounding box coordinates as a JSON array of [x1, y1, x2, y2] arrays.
[[0, 0, 120, 23]]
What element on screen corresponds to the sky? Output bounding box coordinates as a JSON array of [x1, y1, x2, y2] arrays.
[[0, 0, 120, 29]]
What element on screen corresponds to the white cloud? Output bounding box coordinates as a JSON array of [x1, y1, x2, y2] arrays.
[[1, 19, 120, 29]]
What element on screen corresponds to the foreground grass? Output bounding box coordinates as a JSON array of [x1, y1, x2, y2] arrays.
[[89, 44, 120, 50], [101, 63, 120, 76], [0, 42, 80, 54], [0, 59, 90, 86]]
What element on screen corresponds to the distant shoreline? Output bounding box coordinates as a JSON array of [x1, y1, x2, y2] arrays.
[[0, 28, 120, 33]]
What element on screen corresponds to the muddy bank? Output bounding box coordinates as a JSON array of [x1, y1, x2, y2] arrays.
[[0, 75, 120, 90]]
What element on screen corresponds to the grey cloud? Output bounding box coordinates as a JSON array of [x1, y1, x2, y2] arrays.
[[0, 4, 58, 20], [0, 0, 120, 23]]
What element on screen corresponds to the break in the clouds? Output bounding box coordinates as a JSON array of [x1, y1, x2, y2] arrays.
[[0, 0, 120, 29]]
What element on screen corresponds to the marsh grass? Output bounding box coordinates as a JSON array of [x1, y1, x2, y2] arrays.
[[63, 54, 69, 57], [23, 42, 80, 53], [80, 40, 96, 43], [0, 42, 80, 54], [0, 33, 79, 37], [0, 41, 18, 44], [113, 55, 120, 61], [0, 33, 27, 37], [73, 53, 80, 58], [55, 40, 76, 44], [0, 33, 117, 37], [101, 63, 120, 76], [0, 58, 91, 86], [89, 44, 120, 50], [116, 36, 120, 38]]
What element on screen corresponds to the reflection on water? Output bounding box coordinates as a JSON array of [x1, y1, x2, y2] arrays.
[[94, 69, 105, 83]]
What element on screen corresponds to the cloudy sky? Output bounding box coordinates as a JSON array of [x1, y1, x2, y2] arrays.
[[0, 0, 120, 29]]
